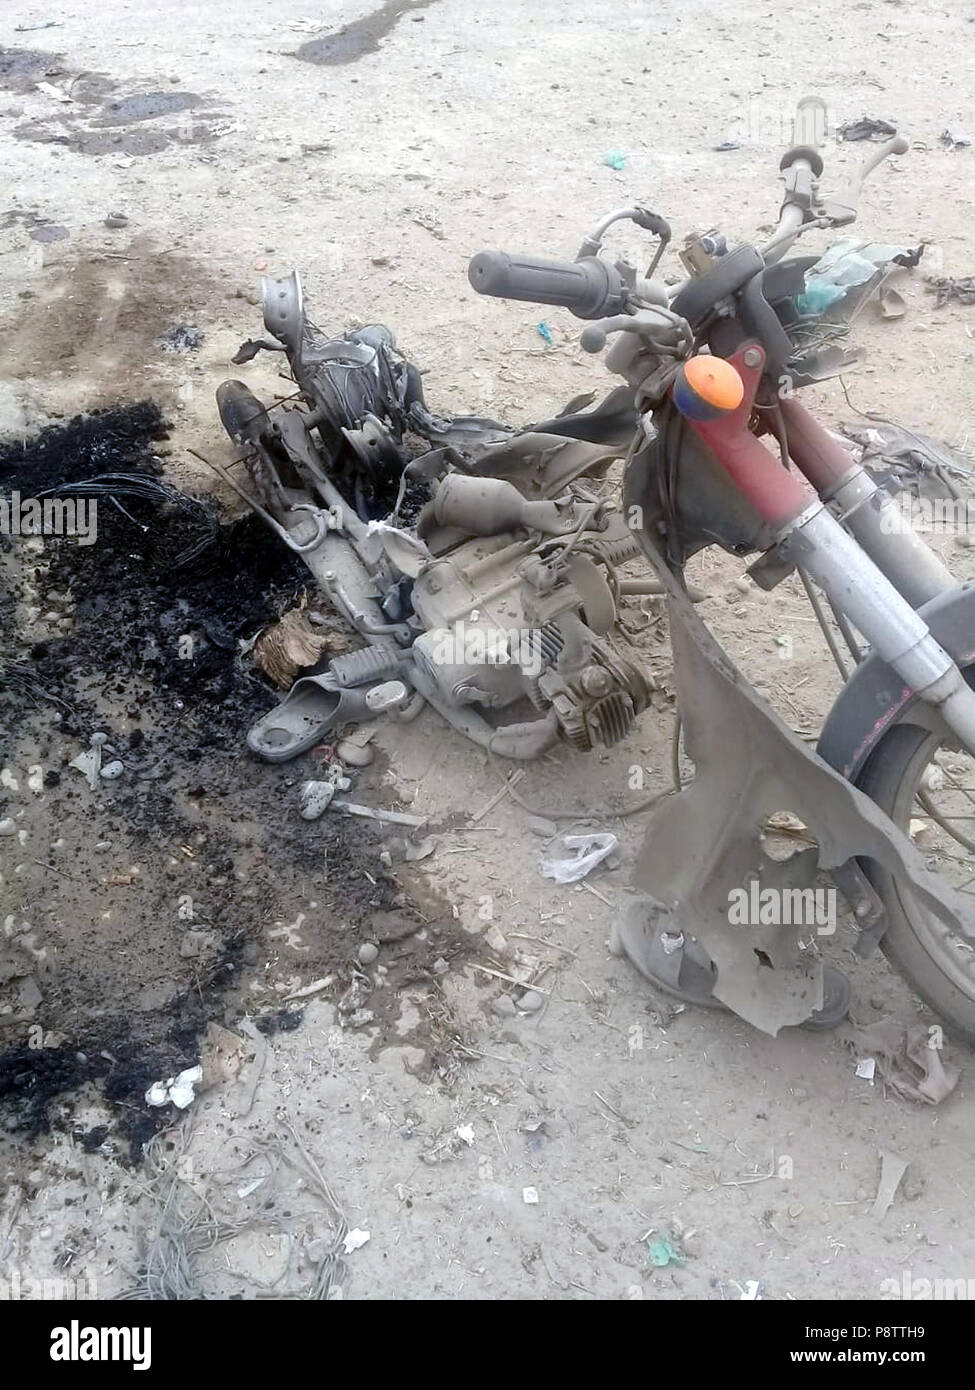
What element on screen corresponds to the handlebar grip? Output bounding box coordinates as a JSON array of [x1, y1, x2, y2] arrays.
[[793, 95, 827, 150], [467, 251, 628, 320]]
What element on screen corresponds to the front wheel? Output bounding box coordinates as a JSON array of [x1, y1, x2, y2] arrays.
[[855, 686, 975, 1043]]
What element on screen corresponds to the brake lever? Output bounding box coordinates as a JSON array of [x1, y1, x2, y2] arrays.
[[820, 134, 909, 226], [578, 307, 691, 356], [576, 206, 672, 276]]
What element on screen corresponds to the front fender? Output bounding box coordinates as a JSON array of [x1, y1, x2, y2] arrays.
[[817, 580, 975, 781]]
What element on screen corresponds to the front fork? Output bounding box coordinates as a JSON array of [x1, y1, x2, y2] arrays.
[[674, 344, 975, 756]]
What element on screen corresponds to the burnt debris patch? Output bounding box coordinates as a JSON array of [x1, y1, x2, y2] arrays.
[[0, 403, 465, 1160]]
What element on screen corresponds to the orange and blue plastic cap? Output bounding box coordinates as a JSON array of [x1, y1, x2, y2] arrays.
[[673, 355, 745, 420]]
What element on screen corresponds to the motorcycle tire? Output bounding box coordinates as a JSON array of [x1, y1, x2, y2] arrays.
[[855, 702, 975, 1044]]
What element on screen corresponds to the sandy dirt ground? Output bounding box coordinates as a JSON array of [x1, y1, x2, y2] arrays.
[[2, 0, 975, 1301]]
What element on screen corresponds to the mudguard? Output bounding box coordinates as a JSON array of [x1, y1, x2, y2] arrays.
[[617, 450, 974, 1032], [817, 580, 975, 782]]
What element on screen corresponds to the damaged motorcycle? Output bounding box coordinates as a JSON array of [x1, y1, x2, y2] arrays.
[[214, 96, 975, 1042]]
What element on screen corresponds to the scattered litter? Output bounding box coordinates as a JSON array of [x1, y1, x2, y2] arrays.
[[736, 1279, 763, 1300], [283, 975, 334, 1002], [877, 283, 907, 319], [851, 1021, 960, 1104], [522, 1187, 539, 1205], [455, 1124, 475, 1146], [541, 832, 618, 884], [838, 116, 897, 142], [796, 240, 919, 315], [36, 80, 72, 103], [331, 800, 426, 827], [855, 1056, 876, 1082], [940, 127, 972, 150], [841, 419, 973, 485], [601, 150, 626, 170], [68, 743, 102, 791], [160, 323, 204, 354], [870, 1149, 908, 1220], [471, 770, 526, 823], [145, 1064, 203, 1110], [236, 1020, 268, 1118], [646, 1233, 684, 1267], [199, 1022, 248, 1088], [342, 1228, 370, 1254], [104, 212, 129, 229], [0, 818, 16, 837], [926, 274, 975, 307], [253, 608, 331, 689], [237, 1178, 266, 1199], [713, 139, 741, 152], [536, 320, 554, 346]]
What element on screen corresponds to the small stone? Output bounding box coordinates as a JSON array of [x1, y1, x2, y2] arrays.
[[357, 941, 379, 965], [492, 994, 516, 1017], [299, 780, 335, 820], [519, 990, 544, 1013], [0, 817, 16, 837], [484, 924, 509, 956], [179, 928, 219, 959], [90, 732, 109, 747], [99, 760, 124, 780], [527, 816, 558, 838], [336, 737, 374, 767]]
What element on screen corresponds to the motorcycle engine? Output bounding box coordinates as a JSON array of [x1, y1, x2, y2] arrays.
[[409, 518, 654, 751]]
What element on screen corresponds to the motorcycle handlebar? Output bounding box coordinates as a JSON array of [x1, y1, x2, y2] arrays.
[[467, 251, 630, 319]]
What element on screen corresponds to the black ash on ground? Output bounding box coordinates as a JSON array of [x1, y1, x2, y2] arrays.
[[0, 404, 467, 1162]]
